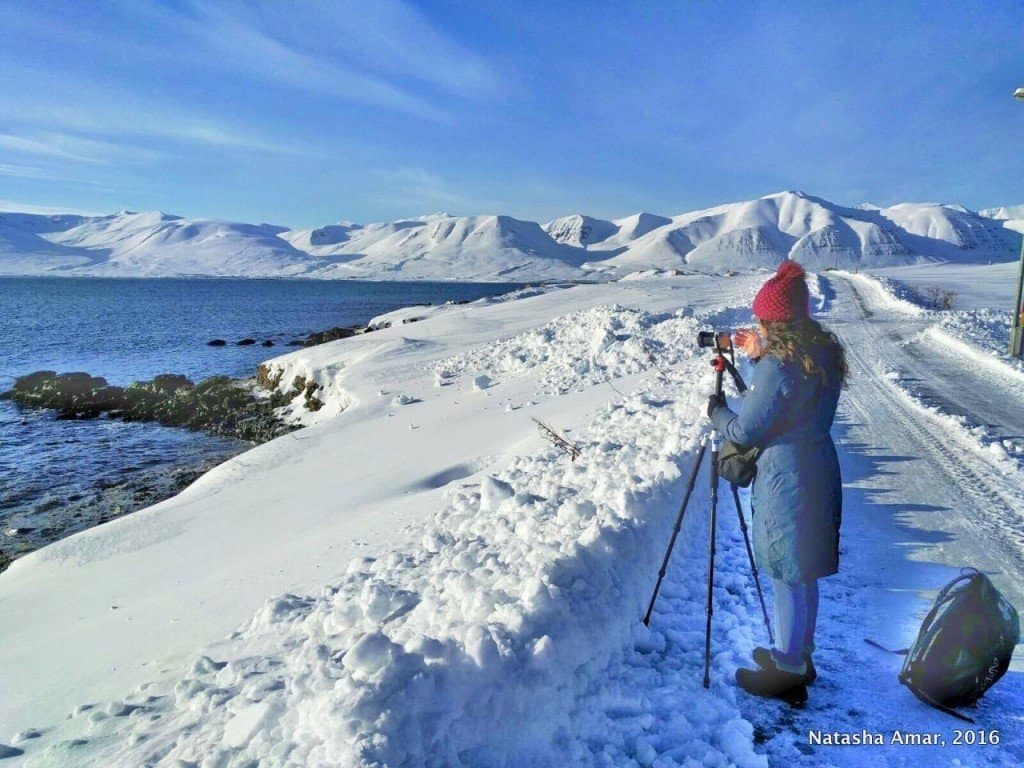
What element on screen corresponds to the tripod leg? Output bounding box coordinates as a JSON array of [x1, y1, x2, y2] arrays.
[[731, 485, 774, 646], [703, 432, 720, 688], [643, 436, 708, 626]]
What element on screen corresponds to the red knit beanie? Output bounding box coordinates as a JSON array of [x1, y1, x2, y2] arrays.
[[752, 261, 809, 321]]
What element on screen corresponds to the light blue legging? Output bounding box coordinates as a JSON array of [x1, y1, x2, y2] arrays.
[[770, 578, 819, 673]]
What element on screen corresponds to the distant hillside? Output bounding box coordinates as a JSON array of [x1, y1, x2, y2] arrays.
[[2, 191, 1020, 280], [980, 204, 1024, 221], [281, 213, 590, 281], [0, 211, 319, 277]]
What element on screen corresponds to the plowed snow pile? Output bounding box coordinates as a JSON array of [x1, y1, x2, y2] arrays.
[[21, 303, 767, 767]]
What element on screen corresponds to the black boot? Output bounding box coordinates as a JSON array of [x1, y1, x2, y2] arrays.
[[753, 646, 817, 684], [735, 666, 808, 704]]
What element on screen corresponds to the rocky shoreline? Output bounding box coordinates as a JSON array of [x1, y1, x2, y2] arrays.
[[0, 367, 297, 573], [206, 322, 368, 349], [0, 322, 380, 440], [1, 371, 297, 443], [0, 307, 458, 572], [0, 322, 380, 572]]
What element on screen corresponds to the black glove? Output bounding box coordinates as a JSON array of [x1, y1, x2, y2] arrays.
[[707, 393, 726, 418]]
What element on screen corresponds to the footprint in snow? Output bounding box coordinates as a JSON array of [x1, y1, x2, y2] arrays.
[[11, 729, 42, 745]]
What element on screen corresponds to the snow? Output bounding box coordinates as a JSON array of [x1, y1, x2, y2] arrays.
[[980, 204, 1024, 221], [869, 262, 1024, 377], [0, 272, 765, 762], [835, 269, 926, 316], [3, 191, 1022, 280], [3, 266, 1024, 766], [542, 214, 619, 248], [5, 210, 322, 277]]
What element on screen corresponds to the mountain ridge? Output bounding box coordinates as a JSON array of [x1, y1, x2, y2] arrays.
[[2, 191, 1020, 281]]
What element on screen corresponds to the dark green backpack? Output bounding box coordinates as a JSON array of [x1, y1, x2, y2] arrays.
[[870, 568, 1020, 722]]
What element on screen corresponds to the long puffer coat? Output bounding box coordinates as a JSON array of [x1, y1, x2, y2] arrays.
[[710, 342, 843, 583]]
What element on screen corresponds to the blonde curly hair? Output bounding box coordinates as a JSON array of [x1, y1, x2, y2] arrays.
[[761, 318, 848, 388]]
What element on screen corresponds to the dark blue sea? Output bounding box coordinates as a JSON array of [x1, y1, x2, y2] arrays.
[[0, 277, 519, 565]]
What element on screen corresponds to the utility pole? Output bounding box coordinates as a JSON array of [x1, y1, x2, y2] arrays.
[[1011, 88, 1024, 357], [1013, 231, 1024, 357]]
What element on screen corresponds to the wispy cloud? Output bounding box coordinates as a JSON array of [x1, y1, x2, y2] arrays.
[[0, 133, 103, 164], [367, 167, 483, 213], [2, 1, 499, 123], [0, 0, 500, 188], [174, 3, 452, 122], [0, 131, 166, 165], [0, 162, 118, 196], [0, 162, 56, 180], [101, 0, 497, 123], [236, 1, 500, 100], [0, 198, 100, 215], [0, 74, 323, 158]]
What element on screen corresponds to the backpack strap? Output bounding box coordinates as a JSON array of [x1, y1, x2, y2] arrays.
[[862, 573, 981, 658], [934, 569, 980, 605], [908, 686, 977, 724], [863, 638, 909, 654], [864, 638, 978, 722]]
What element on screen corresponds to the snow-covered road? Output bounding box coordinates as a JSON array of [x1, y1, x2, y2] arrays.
[[834, 273, 1024, 622]]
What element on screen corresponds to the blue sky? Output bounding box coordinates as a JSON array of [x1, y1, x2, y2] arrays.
[[0, 0, 1021, 227]]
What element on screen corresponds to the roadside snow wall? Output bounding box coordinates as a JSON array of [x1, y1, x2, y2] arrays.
[[36, 307, 766, 768]]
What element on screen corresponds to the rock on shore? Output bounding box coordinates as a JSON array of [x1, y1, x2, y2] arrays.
[[1, 371, 297, 443]]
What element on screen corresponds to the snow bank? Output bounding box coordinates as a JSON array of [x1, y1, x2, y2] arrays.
[[805, 270, 831, 314], [618, 269, 690, 281], [859, 263, 1024, 379], [929, 311, 1024, 379], [433, 304, 697, 397], [26, 305, 767, 768], [881, 364, 1024, 474], [366, 286, 558, 330], [835, 271, 925, 316]]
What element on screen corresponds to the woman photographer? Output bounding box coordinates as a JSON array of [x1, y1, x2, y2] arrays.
[[707, 260, 847, 701]]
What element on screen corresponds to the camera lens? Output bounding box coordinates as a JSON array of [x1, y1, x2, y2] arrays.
[[697, 331, 716, 348], [697, 330, 732, 349]]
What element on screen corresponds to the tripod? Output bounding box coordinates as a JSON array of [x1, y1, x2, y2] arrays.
[[642, 338, 773, 689]]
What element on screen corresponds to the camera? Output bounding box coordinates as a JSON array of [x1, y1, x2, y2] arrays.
[[697, 330, 732, 350]]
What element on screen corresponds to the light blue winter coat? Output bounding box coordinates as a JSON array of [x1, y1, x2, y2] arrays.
[[711, 343, 843, 583]]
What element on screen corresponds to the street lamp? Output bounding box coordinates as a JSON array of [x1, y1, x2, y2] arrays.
[[1011, 87, 1024, 357]]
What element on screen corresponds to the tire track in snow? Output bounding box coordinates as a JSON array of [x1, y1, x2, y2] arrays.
[[833, 275, 1024, 587]]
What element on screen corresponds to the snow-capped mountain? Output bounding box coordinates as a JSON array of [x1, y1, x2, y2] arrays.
[[2, 191, 1020, 280], [280, 213, 591, 280], [979, 204, 1024, 221], [0, 210, 322, 277], [542, 212, 673, 251], [585, 193, 1021, 274], [542, 214, 619, 247], [979, 204, 1024, 238]]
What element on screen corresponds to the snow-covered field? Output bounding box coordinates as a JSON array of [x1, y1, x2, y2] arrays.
[[2, 266, 1023, 766]]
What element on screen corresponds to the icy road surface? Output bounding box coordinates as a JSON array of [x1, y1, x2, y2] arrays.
[[835, 273, 1024, 619]]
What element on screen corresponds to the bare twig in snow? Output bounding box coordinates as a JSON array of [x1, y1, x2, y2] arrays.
[[532, 418, 581, 461]]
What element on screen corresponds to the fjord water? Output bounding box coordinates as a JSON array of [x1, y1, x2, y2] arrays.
[[0, 277, 519, 564]]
